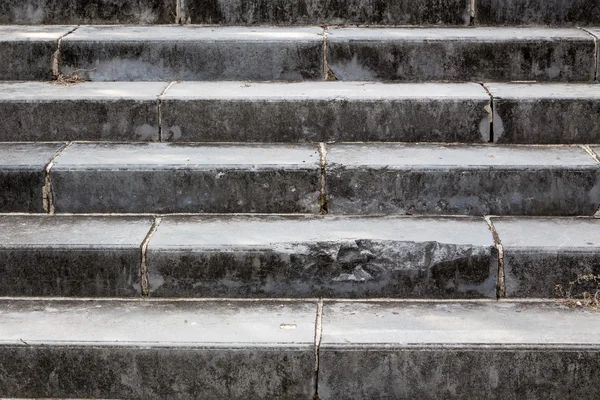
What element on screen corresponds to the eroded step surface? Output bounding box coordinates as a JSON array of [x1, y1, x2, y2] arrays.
[[327, 27, 596, 81], [319, 301, 600, 399], [60, 26, 324, 81], [326, 143, 600, 216], [0, 215, 153, 297], [475, 0, 600, 25], [146, 215, 497, 298], [50, 143, 321, 213], [160, 81, 491, 143], [0, 299, 316, 399]]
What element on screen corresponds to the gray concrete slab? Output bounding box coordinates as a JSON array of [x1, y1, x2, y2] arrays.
[[326, 143, 600, 215], [327, 27, 596, 82], [0, 0, 175, 24], [179, 0, 471, 25], [0, 143, 63, 212], [146, 215, 497, 298], [0, 299, 316, 399], [160, 81, 491, 142], [475, 0, 600, 25], [0, 26, 75, 80], [485, 83, 600, 144], [51, 143, 321, 213], [492, 217, 600, 298], [60, 26, 324, 81], [0, 215, 153, 296], [319, 301, 600, 399], [0, 82, 167, 141]]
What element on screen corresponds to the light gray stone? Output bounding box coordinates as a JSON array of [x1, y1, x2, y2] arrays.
[[319, 301, 600, 399], [327, 27, 596, 81], [60, 26, 324, 81], [0, 82, 167, 141], [492, 217, 600, 298], [326, 143, 600, 216], [146, 215, 497, 298], [0, 299, 316, 399], [160, 81, 491, 143]]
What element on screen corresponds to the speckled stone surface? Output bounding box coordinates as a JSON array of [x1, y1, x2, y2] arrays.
[[475, 0, 600, 25]]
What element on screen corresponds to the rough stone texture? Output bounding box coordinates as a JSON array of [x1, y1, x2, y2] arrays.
[[0, 216, 153, 296], [326, 144, 600, 216], [475, 0, 600, 25], [0, 299, 316, 399], [492, 217, 600, 298], [0, 0, 175, 24], [0, 26, 75, 80], [146, 215, 497, 298], [51, 143, 321, 213], [0, 143, 64, 212], [485, 83, 600, 144], [319, 301, 600, 399], [60, 26, 324, 81], [0, 82, 166, 142], [180, 0, 471, 25], [160, 82, 491, 143], [326, 28, 596, 82]]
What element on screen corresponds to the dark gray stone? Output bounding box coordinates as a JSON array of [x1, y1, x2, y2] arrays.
[[0, 216, 153, 296], [0, 299, 316, 399], [0, 0, 175, 24], [319, 301, 600, 399], [0, 143, 63, 212], [160, 82, 491, 143], [0, 82, 166, 142], [492, 217, 600, 298], [486, 83, 600, 144], [51, 143, 321, 213], [0, 26, 75, 81], [60, 26, 324, 81], [146, 215, 497, 298], [475, 0, 600, 25], [327, 27, 596, 82], [326, 143, 600, 216], [180, 0, 471, 25]]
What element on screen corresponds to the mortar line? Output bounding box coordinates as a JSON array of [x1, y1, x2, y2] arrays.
[[140, 217, 162, 296], [580, 28, 598, 81], [313, 299, 324, 400], [52, 26, 79, 80], [43, 142, 72, 214], [157, 81, 177, 142], [322, 26, 329, 81], [484, 216, 506, 298], [469, 0, 476, 25], [175, 0, 183, 24], [318, 143, 328, 214], [479, 83, 494, 143]]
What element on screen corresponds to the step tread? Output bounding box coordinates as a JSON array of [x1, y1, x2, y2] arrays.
[[485, 82, 600, 99], [0, 142, 63, 169], [0, 81, 168, 100], [0, 25, 76, 42]]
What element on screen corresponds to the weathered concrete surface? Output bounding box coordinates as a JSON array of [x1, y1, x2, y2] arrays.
[[51, 143, 321, 213], [0, 299, 316, 399], [0, 216, 153, 296], [146, 215, 497, 298], [0, 0, 175, 24], [485, 83, 600, 144], [327, 28, 596, 82], [0, 26, 75, 80], [0, 82, 166, 141], [319, 301, 600, 399], [161, 82, 491, 143], [60, 26, 324, 81], [492, 217, 600, 298], [475, 0, 600, 25], [589, 28, 600, 74], [0, 143, 63, 212], [326, 144, 600, 216], [180, 0, 471, 25]]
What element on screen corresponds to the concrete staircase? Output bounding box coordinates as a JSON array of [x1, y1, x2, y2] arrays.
[[1, 1, 600, 399]]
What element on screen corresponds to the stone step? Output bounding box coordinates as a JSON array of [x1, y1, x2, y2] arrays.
[[1, 214, 599, 298], [4, 81, 600, 143], [1, 299, 599, 399], [2, 26, 599, 82]]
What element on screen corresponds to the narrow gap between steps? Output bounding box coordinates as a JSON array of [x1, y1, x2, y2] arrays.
[[52, 26, 79, 80], [322, 26, 330, 81], [479, 83, 494, 143], [469, 0, 476, 26], [579, 28, 598, 81], [485, 216, 506, 298], [43, 142, 72, 214], [140, 217, 162, 296], [157, 81, 177, 142], [313, 299, 324, 400], [318, 143, 328, 214]]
